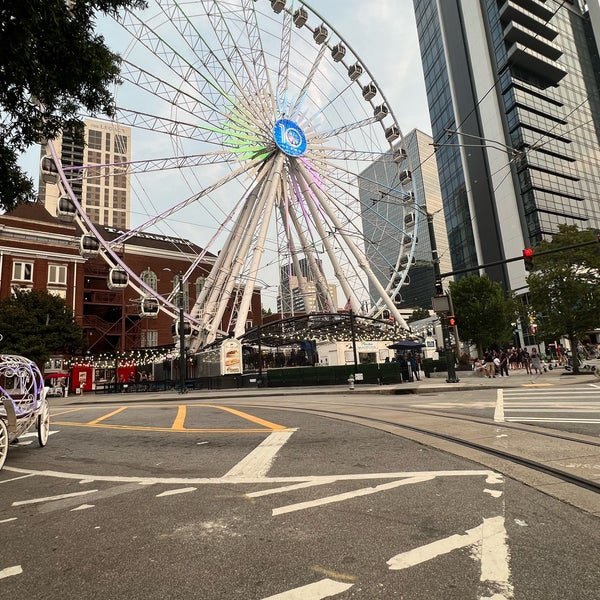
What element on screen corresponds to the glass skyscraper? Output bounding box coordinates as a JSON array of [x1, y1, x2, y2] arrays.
[[412, 0, 600, 293]]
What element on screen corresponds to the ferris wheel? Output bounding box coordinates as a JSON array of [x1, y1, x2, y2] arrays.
[[42, 0, 419, 351]]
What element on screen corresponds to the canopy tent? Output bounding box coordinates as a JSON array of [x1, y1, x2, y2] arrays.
[[388, 340, 425, 350]]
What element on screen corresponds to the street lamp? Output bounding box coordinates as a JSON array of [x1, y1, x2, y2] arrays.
[[164, 268, 187, 394], [177, 273, 187, 394]]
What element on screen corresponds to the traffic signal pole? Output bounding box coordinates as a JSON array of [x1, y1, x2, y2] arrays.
[[427, 212, 459, 384]]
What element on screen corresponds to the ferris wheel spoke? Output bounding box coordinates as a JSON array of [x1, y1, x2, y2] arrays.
[[294, 159, 409, 329], [111, 156, 264, 246], [119, 61, 254, 145], [201, 0, 276, 126], [114, 108, 217, 143]]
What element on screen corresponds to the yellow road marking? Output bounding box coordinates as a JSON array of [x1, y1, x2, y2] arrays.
[[172, 405, 187, 430], [206, 405, 287, 431], [51, 421, 286, 433], [87, 406, 127, 425], [51, 404, 288, 432]]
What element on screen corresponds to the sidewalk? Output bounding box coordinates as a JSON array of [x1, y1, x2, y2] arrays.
[[57, 365, 597, 405]]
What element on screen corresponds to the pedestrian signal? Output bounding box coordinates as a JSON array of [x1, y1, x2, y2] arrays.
[[522, 248, 534, 271], [448, 316, 457, 327]]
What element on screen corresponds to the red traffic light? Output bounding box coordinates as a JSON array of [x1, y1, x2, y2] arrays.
[[448, 316, 457, 327], [522, 248, 534, 271]]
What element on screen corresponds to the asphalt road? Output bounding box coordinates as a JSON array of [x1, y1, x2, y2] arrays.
[[1, 393, 599, 599]]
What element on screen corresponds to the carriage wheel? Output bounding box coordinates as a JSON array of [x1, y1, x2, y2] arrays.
[[37, 400, 50, 448], [0, 419, 8, 470]]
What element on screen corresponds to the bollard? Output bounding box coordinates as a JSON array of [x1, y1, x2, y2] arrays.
[[348, 375, 355, 391]]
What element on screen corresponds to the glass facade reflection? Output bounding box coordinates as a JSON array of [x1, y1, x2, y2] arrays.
[[412, 0, 600, 292]]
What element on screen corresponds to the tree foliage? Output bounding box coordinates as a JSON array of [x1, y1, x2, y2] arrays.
[[448, 274, 514, 357], [0, 289, 86, 366], [407, 307, 430, 323], [0, 0, 146, 210], [527, 225, 600, 373]]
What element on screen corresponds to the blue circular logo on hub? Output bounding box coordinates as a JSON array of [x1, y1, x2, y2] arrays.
[[273, 119, 307, 157]]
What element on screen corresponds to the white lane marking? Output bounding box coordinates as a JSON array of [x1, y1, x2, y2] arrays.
[[504, 418, 600, 423], [12, 489, 98, 506], [0, 565, 23, 579], [2, 465, 494, 485], [0, 473, 35, 484], [484, 489, 503, 498], [387, 516, 513, 598], [71, 504, 95, 511], [262, 578, 353, 599], [247, 479, 336, 498], [223, 430, 296, 479], [156, 487, 197, 497], [494, 389, 504, 422], [273, 476, 434, 516], [480, 516, 512, 598], [0, 517, 17, 523]]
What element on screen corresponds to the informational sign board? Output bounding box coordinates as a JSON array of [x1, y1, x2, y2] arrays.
[[220, 339, 243, 375]]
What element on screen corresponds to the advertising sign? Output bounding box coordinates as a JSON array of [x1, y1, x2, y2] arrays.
[[220, 339, 243, 375]]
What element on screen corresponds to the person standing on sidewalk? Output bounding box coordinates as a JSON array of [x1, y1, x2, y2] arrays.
[[498, 349, 510, 377], [530, 348, 543, 375]]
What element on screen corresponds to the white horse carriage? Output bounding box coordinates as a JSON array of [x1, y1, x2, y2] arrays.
[[0, 355, 50, 471]]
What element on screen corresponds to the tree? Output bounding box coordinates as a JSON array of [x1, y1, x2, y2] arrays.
[[527, 225, 600, 374], [407, 307, 430, 323], [449, 274, 514, 357], [0, 0, 147, 210], [0, 289, 86, 366]]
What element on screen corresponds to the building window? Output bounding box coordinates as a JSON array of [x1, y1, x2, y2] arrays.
[[48, 288, 67, 299], [12, 261, 33, 282], [48, 265, 67, 285], [88, 129, 102, 150]]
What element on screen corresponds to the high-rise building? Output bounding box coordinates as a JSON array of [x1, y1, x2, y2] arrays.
[[359, 128, 451, 310], [40, 118, 131, 229], [412, 0, 600, 293]]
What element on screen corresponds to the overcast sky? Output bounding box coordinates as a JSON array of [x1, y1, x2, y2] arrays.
[[314, 0, 431, 135]]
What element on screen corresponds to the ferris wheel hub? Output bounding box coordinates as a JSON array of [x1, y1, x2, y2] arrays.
[[273, 119, 307, 157]]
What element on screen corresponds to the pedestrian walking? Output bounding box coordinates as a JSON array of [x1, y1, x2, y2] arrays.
[[530, 348, 543, 375]]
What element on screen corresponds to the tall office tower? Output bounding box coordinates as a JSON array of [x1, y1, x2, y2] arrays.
[[277, 257, 338, 314], [360, 129, 451, 310], [412, 0, 600, 293], [40, 118, 131, 229]]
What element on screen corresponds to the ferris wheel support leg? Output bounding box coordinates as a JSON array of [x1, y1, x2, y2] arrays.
[[291, 162, 359, 313], [294, 160, 410, 330], [234, 153, 286, 338]]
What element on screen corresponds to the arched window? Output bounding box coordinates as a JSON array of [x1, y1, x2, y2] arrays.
[[140, 268, 158, 291]]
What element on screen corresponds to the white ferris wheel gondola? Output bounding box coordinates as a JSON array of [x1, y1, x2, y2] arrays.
[[57, 196, 77, 222], [140, 296, 159, 318], [107, 268, 129, 290], [79, 234, 100, 258]]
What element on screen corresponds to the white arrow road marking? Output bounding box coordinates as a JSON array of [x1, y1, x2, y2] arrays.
[[12, 489, 98, 507], [0, 517, 17, 523], [71, 504, 95, 511], [273, 475, 434, 516], [156, 487, 197, 497], [224, 430, 296, 479], [0, 565, 23, 579], [388, 516, 513, 599], [262, 578, 353, 599]]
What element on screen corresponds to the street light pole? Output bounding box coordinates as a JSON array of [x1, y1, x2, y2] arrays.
[[178, 273, 187, 394]]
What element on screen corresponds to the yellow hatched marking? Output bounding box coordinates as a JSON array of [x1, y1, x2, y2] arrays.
[[206, 405, 287, 430], [87, 406, 127, 425], [172, 405, 187, 430], [51, 421, 280, 433], [52, 404, 289, 433]]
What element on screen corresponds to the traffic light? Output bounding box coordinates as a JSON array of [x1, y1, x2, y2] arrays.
[[522, 248, 534, 271], [382, 309, 390, 320], [448, 315, 457, 328]]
